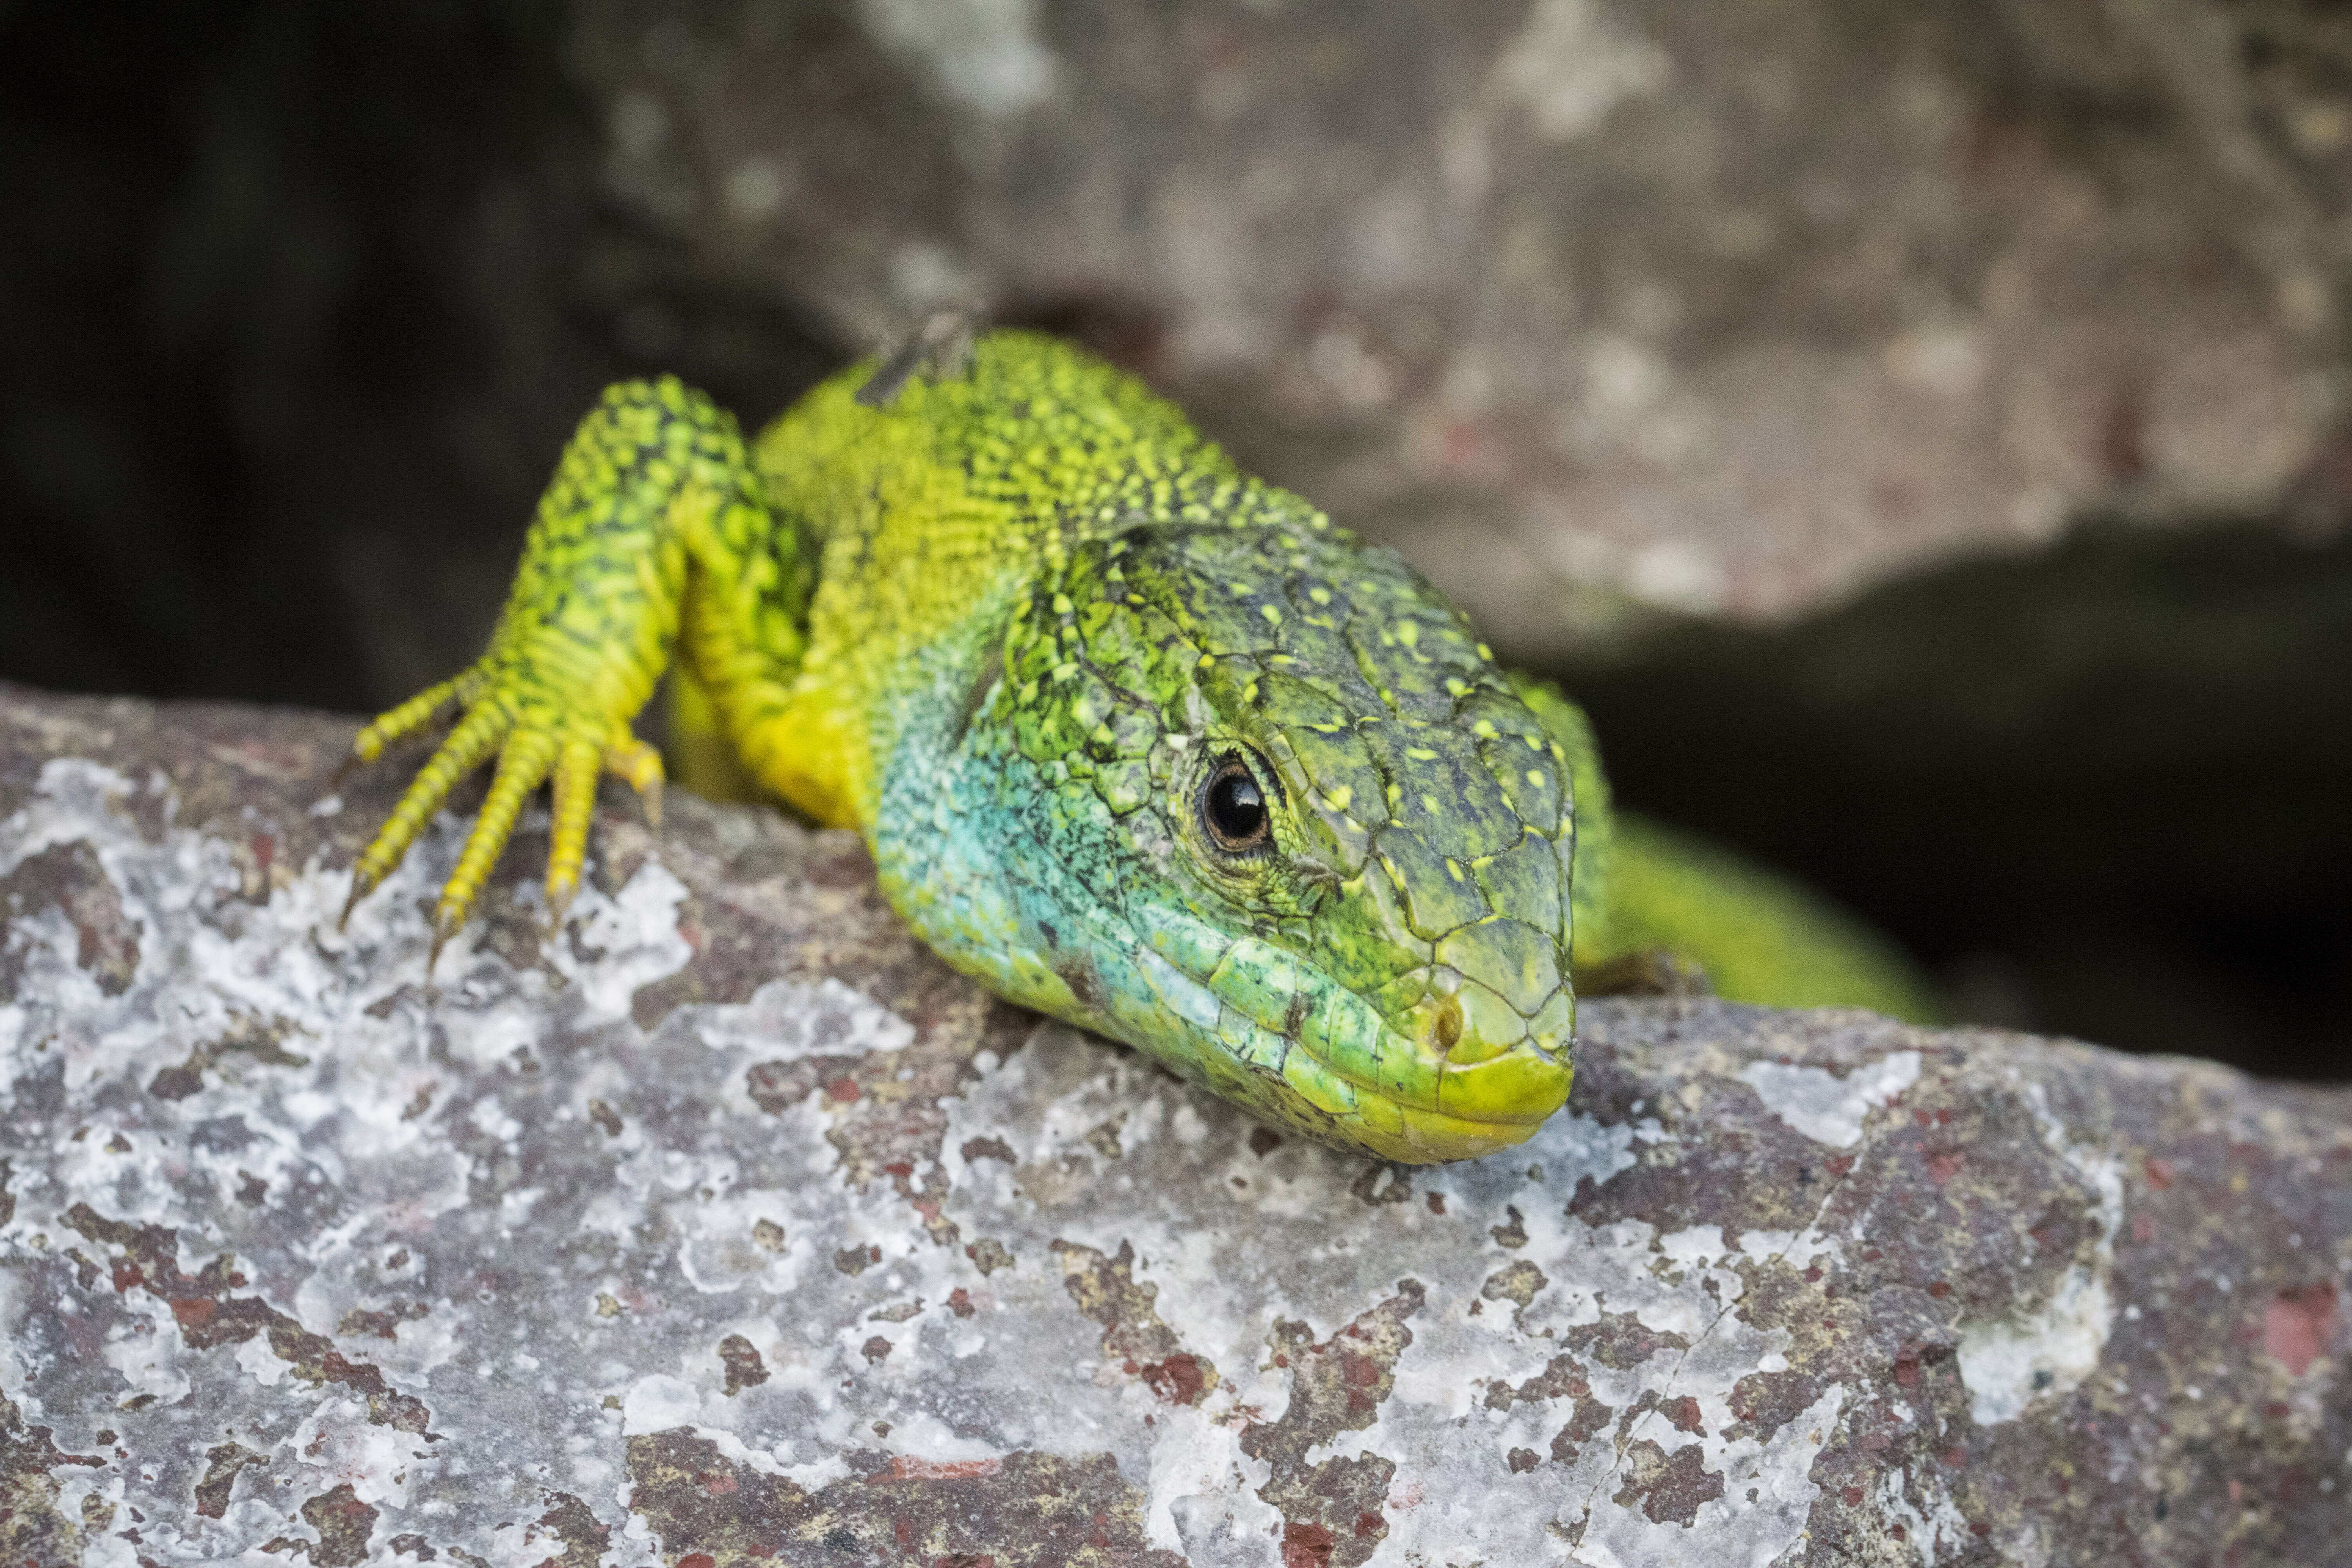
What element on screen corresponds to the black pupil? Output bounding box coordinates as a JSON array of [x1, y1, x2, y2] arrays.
[[1208, 768, 1266, 846]]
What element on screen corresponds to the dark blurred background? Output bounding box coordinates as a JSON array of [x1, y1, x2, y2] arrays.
[[2, 0, 2347, 1079]]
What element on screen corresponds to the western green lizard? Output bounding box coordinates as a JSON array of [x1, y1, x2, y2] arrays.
[[341, 329, 1935, 1163]]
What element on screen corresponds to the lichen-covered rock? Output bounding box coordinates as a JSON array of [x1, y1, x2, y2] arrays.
[[1, 682, 2347, 1565]]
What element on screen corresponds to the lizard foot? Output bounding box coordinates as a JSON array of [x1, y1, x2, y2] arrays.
[[339, 675, 665, 969]]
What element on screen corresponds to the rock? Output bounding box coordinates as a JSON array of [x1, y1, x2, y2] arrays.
[[1, 681, 2347, 1565], [570, 0, 2352, 657], [22, 4, 2352, 704]]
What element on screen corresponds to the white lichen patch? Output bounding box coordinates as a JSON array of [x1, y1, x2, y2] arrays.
[[1488, 0, 1672, 143], [691, 975, 915, 1060], [1738, 1049, 1921, 1148], [1956, 1080, 2125, 1427], [1879, 1468, 1982, 1564], [1958, 1264, 2115, 1427], [857, 0, 1058, 116]]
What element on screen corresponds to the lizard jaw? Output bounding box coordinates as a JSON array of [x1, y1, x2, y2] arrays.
[[1127, 929, 1573, 1164]]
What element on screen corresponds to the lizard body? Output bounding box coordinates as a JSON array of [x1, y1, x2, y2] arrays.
[[343, 330, 1933, 1163]]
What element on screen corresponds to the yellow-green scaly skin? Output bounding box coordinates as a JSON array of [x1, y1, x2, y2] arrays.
[[344, 330, 1935, 1164]]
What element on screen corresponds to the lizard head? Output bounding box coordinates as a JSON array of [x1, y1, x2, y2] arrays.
[[922, 511, 1577, 1163]]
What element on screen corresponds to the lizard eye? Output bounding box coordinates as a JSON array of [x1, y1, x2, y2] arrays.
[[1200, 756, 1271, 854]]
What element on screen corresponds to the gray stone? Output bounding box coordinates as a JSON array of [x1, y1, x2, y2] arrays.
[[1, 682, 2347, 1566], [569, 0, 2352, 659]]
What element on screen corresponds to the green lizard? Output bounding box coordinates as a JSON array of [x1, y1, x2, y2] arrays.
[[340, 329, 1935, 1163]]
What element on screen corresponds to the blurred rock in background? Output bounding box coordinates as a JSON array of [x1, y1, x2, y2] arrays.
[[578, 0, 2351, 644], [2, 0, 2347, 1075]]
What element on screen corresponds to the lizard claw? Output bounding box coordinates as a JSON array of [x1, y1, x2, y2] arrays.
[[339, 869, 377, 934], [426, 909, 458, 978], [603, 739, 665, 829]]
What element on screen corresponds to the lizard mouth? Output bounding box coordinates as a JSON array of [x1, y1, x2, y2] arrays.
[[1129, 933, 1573, 1163]]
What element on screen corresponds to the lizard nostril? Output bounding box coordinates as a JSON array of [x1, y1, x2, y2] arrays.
[[1431, 994, 1463, 1054]]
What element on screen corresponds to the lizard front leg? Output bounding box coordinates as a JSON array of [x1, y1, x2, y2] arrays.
[[341, 377, 808, 965]]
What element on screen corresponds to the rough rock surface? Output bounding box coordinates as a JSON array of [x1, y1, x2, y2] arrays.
[[2, 682, 2347, 1566], [571, 0, 2352, 656]]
